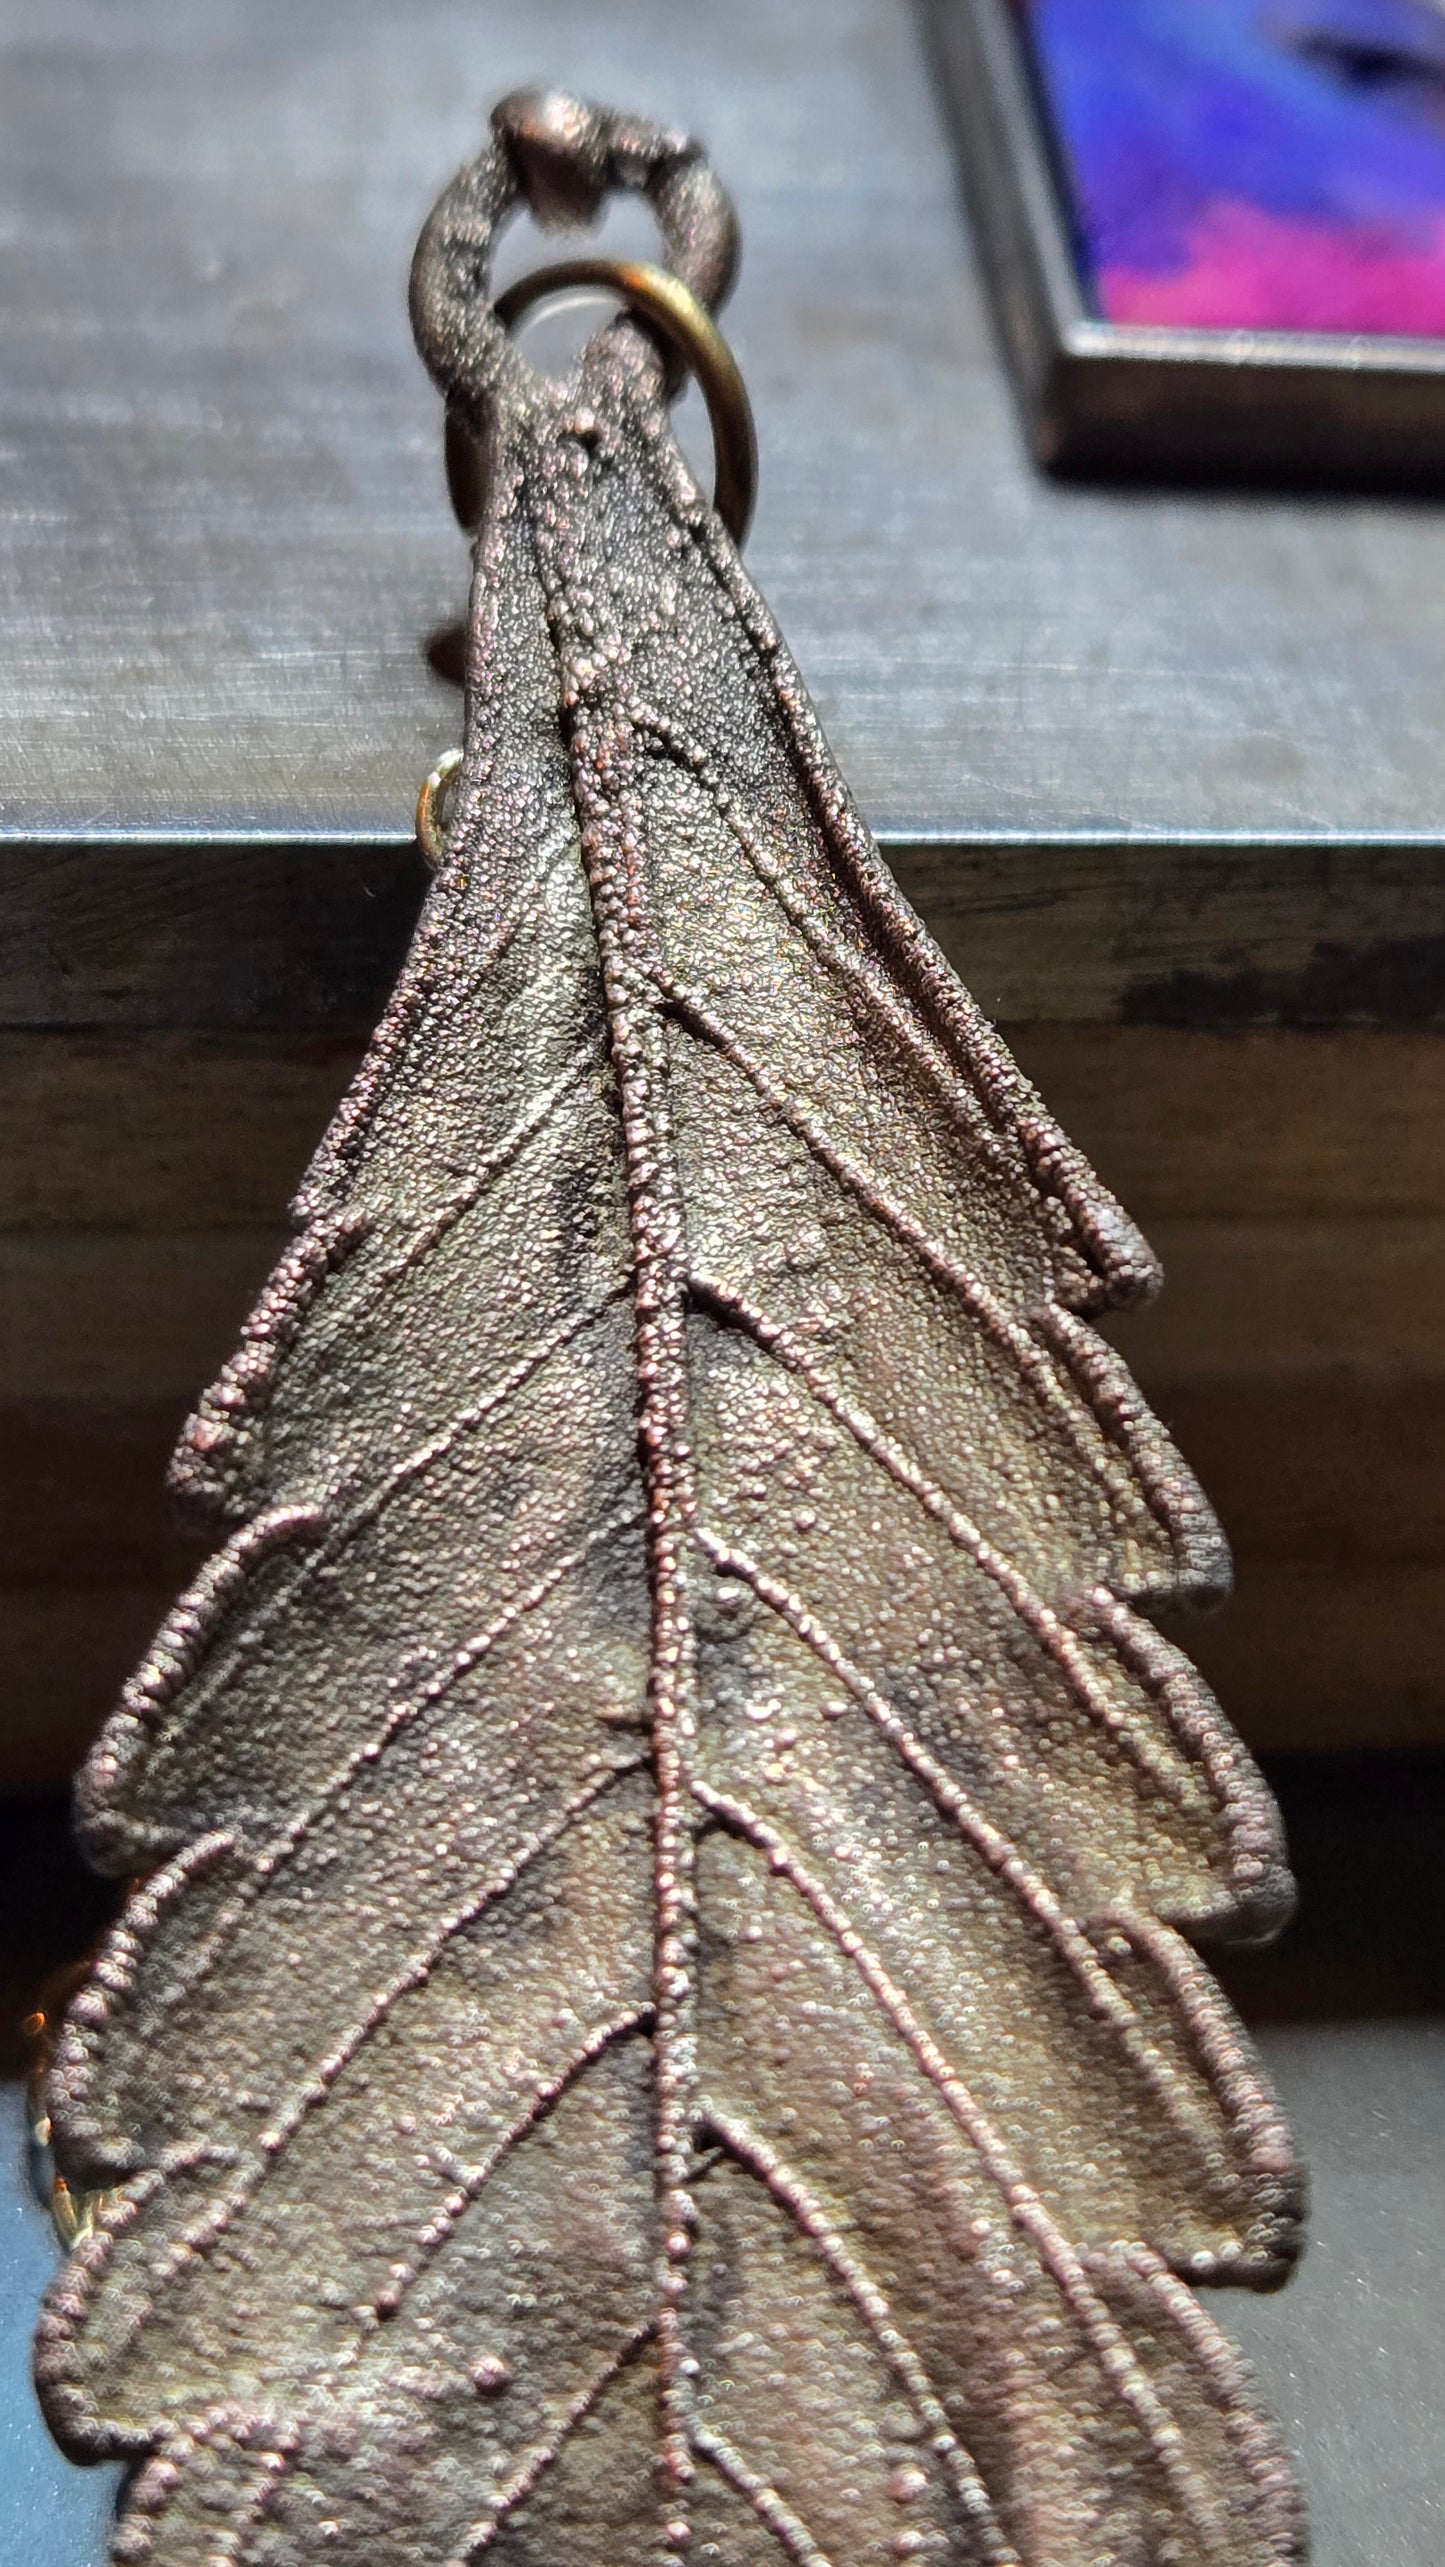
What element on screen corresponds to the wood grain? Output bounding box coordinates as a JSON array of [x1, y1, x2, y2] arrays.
[[1006, 1027, 1445, 1217], [6, 1217, 1440, 1402], [0, 1234, 281, 1403], [1166, 1568, 1445, 1756], [4, 841, 1443, 1034], [0, 1588, 180, 1799], [5, 1023, 1442, 1788], [6, 0, 1445, 853], [7, 1027, 1445, 1223]]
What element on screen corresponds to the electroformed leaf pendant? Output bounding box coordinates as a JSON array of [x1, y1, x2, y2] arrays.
[[37, 91, 1306, 2567]]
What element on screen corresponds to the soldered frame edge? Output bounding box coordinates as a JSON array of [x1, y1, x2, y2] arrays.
[[919, 0, 1445, 486]]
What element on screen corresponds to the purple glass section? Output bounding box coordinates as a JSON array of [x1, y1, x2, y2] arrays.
[[1019, 0, 1445, 333]]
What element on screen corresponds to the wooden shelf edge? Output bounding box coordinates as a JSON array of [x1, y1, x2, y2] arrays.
[[1, 831, 1443, 1033]]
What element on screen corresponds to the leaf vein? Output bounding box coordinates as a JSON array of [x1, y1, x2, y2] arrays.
[[690, 1269, 1188, 1805], [702, 2105, 1015, 2562], [655, 964, 1131, 1504], [142, 1280, 629, 1757], [364, 2006, 654, 2333], [114, 1761, 645, 2345], [694, 1786, 1234, 2541], [691, 2421, 837, 2567], [627, 703, 998, 1159], [694, 1523, 1233, 2177], [338, 1038, 601, 1315], [139, 1500, 646, 2033], [452, 2320, 655, 2563]]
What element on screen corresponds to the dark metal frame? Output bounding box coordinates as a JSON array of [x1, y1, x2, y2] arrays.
[[921, 0, 1445, 483]]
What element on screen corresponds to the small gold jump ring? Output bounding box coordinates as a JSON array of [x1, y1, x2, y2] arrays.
[[494, 256, 758, 546], [415, 745, 463, 870]]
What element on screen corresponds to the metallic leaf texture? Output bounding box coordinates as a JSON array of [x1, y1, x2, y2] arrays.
[[39, 95, 1306, 2567]]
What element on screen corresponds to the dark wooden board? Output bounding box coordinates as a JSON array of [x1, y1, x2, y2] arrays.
[[4, 834, 1443, 1033], [4, 1024, 1443, 1784]]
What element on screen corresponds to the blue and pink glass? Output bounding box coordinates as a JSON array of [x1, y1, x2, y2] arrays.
[[1018, 0, 1445, 334]]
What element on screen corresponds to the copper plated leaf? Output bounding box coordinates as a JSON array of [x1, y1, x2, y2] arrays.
[[38, 99, 1305, 2567]]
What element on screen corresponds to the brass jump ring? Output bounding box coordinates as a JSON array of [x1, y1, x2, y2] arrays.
[[415, 745, 463, 870], [494, 256, 758, 545]]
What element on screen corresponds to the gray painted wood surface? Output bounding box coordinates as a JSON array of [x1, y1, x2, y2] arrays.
[[0, 0, 1443, 1032]]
